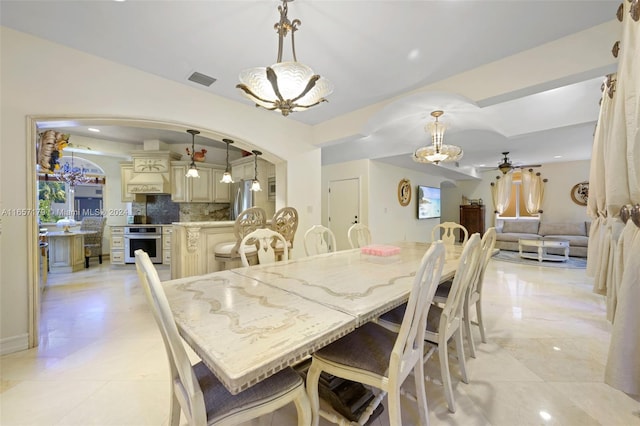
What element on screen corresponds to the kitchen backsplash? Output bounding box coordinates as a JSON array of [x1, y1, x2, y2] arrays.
[[132, 195, 231, 223], [179, 204, 230, 222]]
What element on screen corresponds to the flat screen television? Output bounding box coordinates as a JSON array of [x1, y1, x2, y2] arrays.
[[417, 185, 441, 219]]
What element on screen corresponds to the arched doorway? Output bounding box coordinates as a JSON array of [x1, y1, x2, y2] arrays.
[[27, 116, 281, 347]]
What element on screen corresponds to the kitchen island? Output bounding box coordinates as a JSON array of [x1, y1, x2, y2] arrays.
[[170, 221, 236, 279]]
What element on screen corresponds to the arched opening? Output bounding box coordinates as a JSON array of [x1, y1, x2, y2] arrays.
[[27, 116, 284, 346]]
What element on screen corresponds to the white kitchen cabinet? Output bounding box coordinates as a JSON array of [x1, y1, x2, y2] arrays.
[[170, 161, 226, 203], [162, 226, 172, 265], [213, 170, 231, 203], [110, 226, 125, 265], [120, 163, 146, 202]]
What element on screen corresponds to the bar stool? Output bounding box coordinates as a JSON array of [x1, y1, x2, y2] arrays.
[[270, 207, 298, 260], [214, 207, 266, 270]]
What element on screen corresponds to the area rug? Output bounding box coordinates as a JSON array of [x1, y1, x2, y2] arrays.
[[491, 250, 587, 269]]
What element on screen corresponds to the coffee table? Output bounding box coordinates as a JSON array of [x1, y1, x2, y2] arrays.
[[518, 238, 570, 262]]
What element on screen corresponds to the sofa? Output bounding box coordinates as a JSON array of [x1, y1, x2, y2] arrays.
[[495, 219, 590, 258]]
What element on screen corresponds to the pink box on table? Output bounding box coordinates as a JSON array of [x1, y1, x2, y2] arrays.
[[360, 244, 401, 263]]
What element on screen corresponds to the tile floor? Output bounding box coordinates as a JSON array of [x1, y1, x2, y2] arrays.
[[1, 255, 639, 425]]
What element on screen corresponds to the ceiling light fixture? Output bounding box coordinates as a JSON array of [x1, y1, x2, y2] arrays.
[[236, 0, 333, 116], [250, 150, 262, 191], [56, 151, 90, 187], [498, 152, 513, 174], [413, 110, 463, 165], [186, 129, 200, 178], [220, 139, 234, 184]]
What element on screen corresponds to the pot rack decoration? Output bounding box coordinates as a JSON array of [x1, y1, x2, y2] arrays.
[[236, 0, 333, 116], [413, 110, 463, 165]]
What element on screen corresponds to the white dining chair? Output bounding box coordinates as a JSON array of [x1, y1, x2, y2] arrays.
[[303, 225, 337, 256], [378, 233, 482, 413], [433, 227, 497, 358], [431, 222, 468, 245], [305, 242, 446, 426], [238, 228, 289, 267], [134, 249, 311, 426], [347, 223, 372, 249]]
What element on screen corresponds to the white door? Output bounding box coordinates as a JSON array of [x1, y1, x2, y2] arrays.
[[328, 178, 360, 251]]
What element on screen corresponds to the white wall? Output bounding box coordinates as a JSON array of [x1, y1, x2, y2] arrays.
[[0, 27, 321, 353], [445, 160, 591, 228], [368, 161, 448, 244], [322, 159, 456, 247]]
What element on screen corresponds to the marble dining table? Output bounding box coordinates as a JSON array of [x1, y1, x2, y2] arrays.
[[161, 241, 461, 395]]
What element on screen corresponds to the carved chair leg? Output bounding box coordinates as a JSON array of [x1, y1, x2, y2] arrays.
[[85, 257, 89, 269], [98, 254, 103, 264]]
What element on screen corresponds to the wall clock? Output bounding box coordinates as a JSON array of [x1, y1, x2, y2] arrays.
[[398, 179, 411, 206], [570, 182, 589, 206]]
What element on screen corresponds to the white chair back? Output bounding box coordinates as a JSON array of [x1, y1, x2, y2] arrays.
[[432, 221, 469, 245], [347, 223, 372, 249], [238, 228, 289, 267], [469, 227, 497, 299], [303, 225, 337, 256], [390, 241, 445, 379], [440, 233, 481, 331], [135, 250, 207, 425]]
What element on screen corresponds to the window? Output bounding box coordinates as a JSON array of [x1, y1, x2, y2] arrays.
[[497, 172, 538, 219], [38, 180, 67, 223]]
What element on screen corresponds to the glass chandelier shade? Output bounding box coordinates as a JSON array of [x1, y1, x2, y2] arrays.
[[412, 110, 463, 165], [250, 150, 262, 191], [186, 129, 200, 178], [55, 152, 91, 187], [220, 139, 234, 183], [236, 0, 333, 116]]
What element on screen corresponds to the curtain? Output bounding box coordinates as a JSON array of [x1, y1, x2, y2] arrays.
[[603, 0, 640, 398], [520, 169, 545, 215], [490, 173, 512, 215]]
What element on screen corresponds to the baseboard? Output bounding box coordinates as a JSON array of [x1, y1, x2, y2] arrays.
[[0, 333, 29, 355]]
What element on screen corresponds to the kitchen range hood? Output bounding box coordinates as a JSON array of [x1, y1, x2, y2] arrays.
[[127, 150, 181, 194]]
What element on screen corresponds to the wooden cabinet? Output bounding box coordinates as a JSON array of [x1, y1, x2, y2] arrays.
[[170, 162, 226, 203], [110, 226, 125, 265], [459, 204, 485, 241]]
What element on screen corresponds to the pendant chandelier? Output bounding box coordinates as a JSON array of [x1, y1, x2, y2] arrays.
[[55, 151, 90, 187], [220, 139, 234, 183], [250, 150, 262, 191], [237, 0, 333, 116], [413, 110, 463, 165], [186, 129, 200, 178]]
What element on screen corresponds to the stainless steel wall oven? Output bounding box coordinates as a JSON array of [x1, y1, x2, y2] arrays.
[[124, 226, 162, 264]]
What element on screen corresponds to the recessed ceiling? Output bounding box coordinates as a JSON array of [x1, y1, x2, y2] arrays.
[[1, 0, 618, 175]]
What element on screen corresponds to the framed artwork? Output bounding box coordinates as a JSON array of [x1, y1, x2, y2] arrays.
[[398, 179, 411, 206], [570, 182, 589, 206]]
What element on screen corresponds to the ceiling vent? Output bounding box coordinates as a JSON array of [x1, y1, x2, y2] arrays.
[[188, 72, 217, 87]]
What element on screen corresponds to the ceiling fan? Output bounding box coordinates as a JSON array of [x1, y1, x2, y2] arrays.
[[495, 152, 541, 174]]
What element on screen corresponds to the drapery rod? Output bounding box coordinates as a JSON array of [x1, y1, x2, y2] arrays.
[[619, 204, 640, 228]]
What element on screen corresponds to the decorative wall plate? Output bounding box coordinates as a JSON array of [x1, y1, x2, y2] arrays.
[[570, 182, 589, 206], [398, 179, 411, 206]]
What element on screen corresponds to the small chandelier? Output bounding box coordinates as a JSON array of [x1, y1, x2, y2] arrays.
[[220, 139, 234, 183], [186, 129, 200, 178], [55, 151, 90, 187], [236, 0, 333, 116], [413, 110, 463, 165], [250, 150, 262, 191]]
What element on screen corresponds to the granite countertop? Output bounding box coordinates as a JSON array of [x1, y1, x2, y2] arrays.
[[172, 221, 235, 227]]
